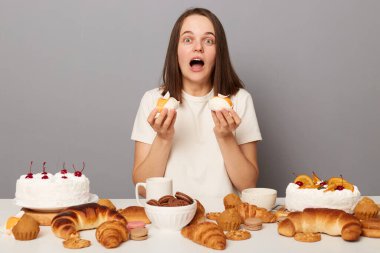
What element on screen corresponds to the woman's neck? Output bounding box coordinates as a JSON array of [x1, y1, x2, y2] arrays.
[[182, 80, 212, 97]]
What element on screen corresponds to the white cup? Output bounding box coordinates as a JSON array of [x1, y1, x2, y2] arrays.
[[135, 177, 173, 206], [241, 188, 277, 210]]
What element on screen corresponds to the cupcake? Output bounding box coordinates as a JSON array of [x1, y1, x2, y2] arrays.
[[354, 197, 379, 220], [223, 193, 242, 210], [12, 214, 40, 240], [156, 92, 179, 113], [208, 94, 233, 111], [216, 208, 242, 231]]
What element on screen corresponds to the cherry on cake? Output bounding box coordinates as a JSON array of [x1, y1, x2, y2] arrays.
[[15, 162, 90, 208], [285, 172, 361, 213]]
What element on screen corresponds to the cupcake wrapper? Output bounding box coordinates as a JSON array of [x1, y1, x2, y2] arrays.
[[13, 230, 39, 240]]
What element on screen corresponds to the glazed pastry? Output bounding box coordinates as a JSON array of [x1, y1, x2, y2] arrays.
[[208, 94, 233, 111], [156, 91, 179, 113], [119, 206, 151, 224], [255, 208, 276, 223], [278, 208, 362, 241], [181, 222, 226, 250], [223, 193, 242, 210], [96, 221, 129, 248], [12, 214, 40, 241], [98, 199, 116, 211], [354, 197, 379, 220], [216, 208, 242, 231], [51, 203, 126, 239], [189, 200, 206, 225], [236, 202, 257, 220]]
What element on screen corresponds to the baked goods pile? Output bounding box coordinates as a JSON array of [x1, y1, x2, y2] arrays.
[[15, 162, 90, 208], [285, 173, 361, 213], [181, 193, 278, 250]]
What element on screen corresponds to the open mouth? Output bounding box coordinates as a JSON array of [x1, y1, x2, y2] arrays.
[[189, 59, 204, 67]]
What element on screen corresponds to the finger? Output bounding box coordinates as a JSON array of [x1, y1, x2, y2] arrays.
[[147, 108, 159, 126], [168, 110, 177, 129], [215, 110, 228, 127], [211, 111, 220, 127], [229, 109, 241, 126], [154, 108, 168, 128], [162, 109, 176, 130], [222, 109, 235, 126]]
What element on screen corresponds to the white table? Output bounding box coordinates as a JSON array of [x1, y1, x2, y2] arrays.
[[1, 197, 379, 253]]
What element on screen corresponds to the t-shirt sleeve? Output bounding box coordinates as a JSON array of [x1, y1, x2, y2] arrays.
[[234, 90, 262, 145], [131, 91, 157, 144]]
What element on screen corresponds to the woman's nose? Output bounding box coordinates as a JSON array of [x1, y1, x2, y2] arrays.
[[193, 39, 204, 53]]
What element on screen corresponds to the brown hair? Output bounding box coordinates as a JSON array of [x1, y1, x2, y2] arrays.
[[161, 8, 244, 102]]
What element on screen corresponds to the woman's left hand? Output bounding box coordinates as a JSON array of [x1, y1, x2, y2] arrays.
[[211, 109, 241, 139]]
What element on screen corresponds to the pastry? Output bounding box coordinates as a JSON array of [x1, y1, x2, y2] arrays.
[[98, 199, 116, 211], [236, 202, 257, 220], [274, 207, 290, 222], [255, 208, 276, 223], [119, 206, 151, 224], [127, 221, 146, 230], [216, 208, 242, 231], [354, 197, 379, 220], [242, 217, 263, 231], [225, 229, 251, 240], [223, 193, 242, 209], [360, 218, 380, 230], [12, 214, 40, 241], [96, 220, 129, 248], [206, 212, 221, 221], [156, 91, 179, 113], [181, 222, 226, 250], [294, 232, 321, 242], [51, 203, 126, 239], [361, 228, 380, 238], [285, 173, 360, 213], [63, 235, 91, 249], [189, 200, 206, 225], [278, 208, 362, 241], [130, 227, 148, 241], [208, 94, 233, 111]]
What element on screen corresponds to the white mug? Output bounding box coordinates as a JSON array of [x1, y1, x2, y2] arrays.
[[135, 177, 173, 206], [241, 188, 277, 210]]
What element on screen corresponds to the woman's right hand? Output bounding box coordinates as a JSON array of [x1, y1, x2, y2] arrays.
[[147, 108, 177, 141]]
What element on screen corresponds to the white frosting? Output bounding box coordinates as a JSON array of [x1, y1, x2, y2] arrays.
[[285, 183, 361, 213], [208, 94, 232, 111], [15, 172, 90, 208], [163, 97, 179, 110]]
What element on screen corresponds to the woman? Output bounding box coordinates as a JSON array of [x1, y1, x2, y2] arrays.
[[131, 8, 262, 198]]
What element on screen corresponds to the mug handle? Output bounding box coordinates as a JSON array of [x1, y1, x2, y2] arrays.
[[135, 182, 146, 206]]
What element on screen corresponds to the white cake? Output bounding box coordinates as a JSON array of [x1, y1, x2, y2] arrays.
[[285, 183, 361, 213], [15, 171, 90, 208]]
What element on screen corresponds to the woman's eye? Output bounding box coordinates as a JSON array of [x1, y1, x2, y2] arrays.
[[183, 38, 192, 43], [204, 38, 215, 45]]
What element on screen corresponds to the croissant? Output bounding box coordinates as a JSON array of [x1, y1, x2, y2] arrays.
[[278, 208, 362, 241], [96, 221, 129, 248], [51, 203, 127, 240], [189, 200, 206, 225], [236, 202, 257, 220], [181, 222, 226, 250]]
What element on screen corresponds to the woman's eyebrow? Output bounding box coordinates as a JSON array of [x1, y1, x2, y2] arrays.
[[180, 31, 215, 36]]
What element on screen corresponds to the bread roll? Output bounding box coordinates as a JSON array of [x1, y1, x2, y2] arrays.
[[51, 203, 126, 239], [118, 206, 151, 224], [278, 208, 361, 241]]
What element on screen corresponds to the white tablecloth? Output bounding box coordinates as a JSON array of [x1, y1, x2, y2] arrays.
[[1, 197, 379, 253]]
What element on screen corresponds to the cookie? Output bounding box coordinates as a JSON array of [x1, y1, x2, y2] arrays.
[[242, 217, 263, 231], [175, 192, 194, 204], [206, 212, 221, 221], [225, 230, 251, 240], [362, 228, 380, 238], [146, 199, 160, 206], [294, 232, 321, 242], [63, 237, 91, 249], [158, 195, 175, 205], [130, 227, 148, 241], [168, 198, 188, 207]]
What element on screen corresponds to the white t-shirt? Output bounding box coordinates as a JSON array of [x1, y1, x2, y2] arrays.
[[131, 88, 262, 199]]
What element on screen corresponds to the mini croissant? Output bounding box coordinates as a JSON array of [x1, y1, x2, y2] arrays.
[[181, 222, 226, 250], [96, 221, 129, 248]]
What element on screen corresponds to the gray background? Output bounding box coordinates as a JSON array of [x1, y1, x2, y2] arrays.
[[1, 0, 379, 198]]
